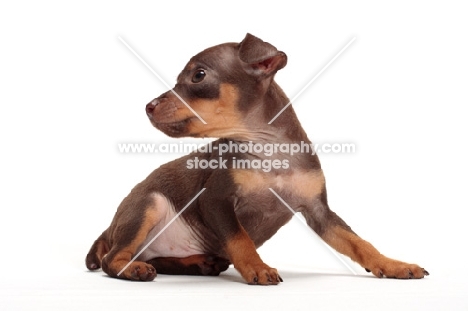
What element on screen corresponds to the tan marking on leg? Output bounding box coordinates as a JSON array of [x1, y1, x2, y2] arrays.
[[104, 198, 164, 281], [225, 227, 282, 285], [323, 226, 428, 279]]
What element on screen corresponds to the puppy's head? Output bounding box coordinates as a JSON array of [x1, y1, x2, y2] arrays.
[[146, 33, 287, 139]]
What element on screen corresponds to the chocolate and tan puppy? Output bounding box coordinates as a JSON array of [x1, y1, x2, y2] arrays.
[[86, 34, 428, 284]]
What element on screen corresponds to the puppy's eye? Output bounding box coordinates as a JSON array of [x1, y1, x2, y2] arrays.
[[192, 69, 206, 83]]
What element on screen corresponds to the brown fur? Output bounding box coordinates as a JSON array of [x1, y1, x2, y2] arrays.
[[225, 228, 282, 285], [86, 33, 428, 284], [147, 254, 230, 276]]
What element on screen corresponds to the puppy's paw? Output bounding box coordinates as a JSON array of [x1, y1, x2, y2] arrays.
[[123, 262, 157, 281], [238, 263, 283, 285], [366, 259, 429, 279], [198, 255, 231, 276]]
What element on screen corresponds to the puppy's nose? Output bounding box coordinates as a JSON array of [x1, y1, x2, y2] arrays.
[[146, 99, 158, 117]]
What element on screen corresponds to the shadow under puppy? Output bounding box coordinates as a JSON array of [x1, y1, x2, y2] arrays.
[[86, 33, 429, 285]]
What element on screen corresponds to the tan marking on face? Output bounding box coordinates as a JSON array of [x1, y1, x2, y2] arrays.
[[186, 62, 197, 71], [183, 83, 250, 138], [232, 169, 325, 199], [154, 83, 264, 139]]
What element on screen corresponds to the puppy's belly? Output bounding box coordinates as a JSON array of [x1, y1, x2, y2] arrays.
[[136, 193, 204, 261]]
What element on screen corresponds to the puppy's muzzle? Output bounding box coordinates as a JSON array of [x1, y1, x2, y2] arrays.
[[146, 98, 159, 119]]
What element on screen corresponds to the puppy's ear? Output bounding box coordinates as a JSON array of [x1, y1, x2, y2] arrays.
[[239, 33, 287, 77]]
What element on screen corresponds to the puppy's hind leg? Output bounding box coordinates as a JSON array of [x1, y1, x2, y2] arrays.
[[101, 194, 165, 281], [147, 255, 230, 276], [86, 230, 110, 271]]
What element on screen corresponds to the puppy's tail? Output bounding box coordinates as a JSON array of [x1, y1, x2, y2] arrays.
[[86, 230, 110, 271]]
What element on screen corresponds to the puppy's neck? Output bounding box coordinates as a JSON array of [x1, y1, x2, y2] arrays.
[[239, 81, 310, 144]]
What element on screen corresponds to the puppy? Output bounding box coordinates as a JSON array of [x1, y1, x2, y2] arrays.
[[86, 33, 428, 284]]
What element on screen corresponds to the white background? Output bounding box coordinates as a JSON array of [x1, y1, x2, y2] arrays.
[[1, 1, 467, 310]]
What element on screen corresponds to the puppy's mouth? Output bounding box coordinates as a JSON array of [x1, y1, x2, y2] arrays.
[[145, 98, 196, 136], [151, 117, 194, 137]]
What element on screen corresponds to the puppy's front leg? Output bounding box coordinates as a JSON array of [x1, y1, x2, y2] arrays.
[[199, 182, 282, 285], [302, 190, 429, 279]]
